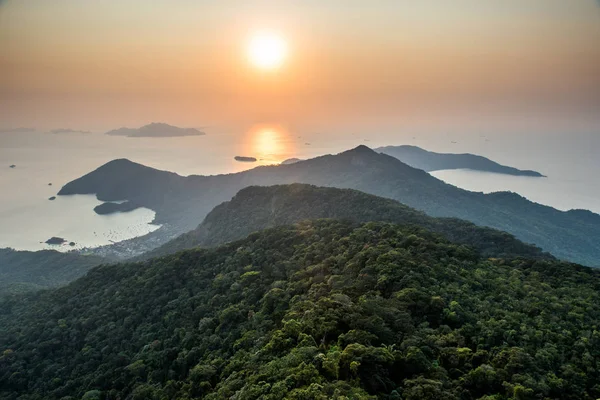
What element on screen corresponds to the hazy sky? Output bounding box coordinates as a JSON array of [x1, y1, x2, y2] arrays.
[[1, 0, 599, 132]]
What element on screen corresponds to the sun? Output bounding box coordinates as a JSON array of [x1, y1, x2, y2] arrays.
[[247, 32, 287, 70]]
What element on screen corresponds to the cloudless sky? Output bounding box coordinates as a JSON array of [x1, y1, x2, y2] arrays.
[[1, 0, 599, 132]]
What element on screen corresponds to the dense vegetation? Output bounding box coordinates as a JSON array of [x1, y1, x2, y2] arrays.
[[0, 249, 105, 296], [58, 145, 600, 266], [1, 184, 550, 297], [376, 145, 543, 176], [144, 184, 551, 262], [2, 220, 599, 399]]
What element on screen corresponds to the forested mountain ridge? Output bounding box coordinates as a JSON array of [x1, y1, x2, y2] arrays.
[[376, 145, 544, 176], [0, 249, 106, 296], [58, 145, 600, 266], [142, 184, 551, 261], [1, 220, 599, 399]]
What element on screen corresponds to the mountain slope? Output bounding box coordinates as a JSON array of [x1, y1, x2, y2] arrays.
[[1, 220, 599, 399], [59, 145, 600, 266], [376, 145, 544, 176], [0, 249, 106, 296], [143, 184, 551, 261]]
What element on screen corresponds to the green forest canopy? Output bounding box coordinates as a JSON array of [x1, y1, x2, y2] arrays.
[[1, 220, 599, 399], [144, 184, 551, 262]]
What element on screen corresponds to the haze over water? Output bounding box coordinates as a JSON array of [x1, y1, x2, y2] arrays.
[[1, 125, 599, 251]]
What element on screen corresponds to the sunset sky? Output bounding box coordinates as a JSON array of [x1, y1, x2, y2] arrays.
[[1, 0, 599, 132]]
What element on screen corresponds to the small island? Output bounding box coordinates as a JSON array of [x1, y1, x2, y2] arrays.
[[105, 122, 205, 138], [0, 127, 35, 133], [45, 237, 66, 245], [94, 201, 141, 215], [234, 156, 257, 163], [50, 128, 91, 134], [48, 196, 56, 201]]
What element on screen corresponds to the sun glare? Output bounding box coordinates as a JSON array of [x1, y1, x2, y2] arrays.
[[244, 125, 294, 164], [247, 32, 287, 70]]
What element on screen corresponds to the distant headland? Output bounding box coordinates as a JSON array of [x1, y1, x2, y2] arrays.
[[376, 145, 545, 177]]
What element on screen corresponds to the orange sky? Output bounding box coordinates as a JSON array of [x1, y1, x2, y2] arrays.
[[1, 0, 599, 131]]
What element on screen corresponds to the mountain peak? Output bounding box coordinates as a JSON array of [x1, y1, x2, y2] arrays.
[[95, 158, 154, 174], [103, 158, 137, 167], [348, 144, 375, 154]]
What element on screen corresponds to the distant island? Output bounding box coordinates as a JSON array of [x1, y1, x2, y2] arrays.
[[234, 156, 257, 162], [376, 145, 545, 177], [280, 158, 302, 165], [49, 128, 91, 134], [94, 201, 141, 215], [0, 127, 35, 133], [105, 122, 205, 138], [45, 237, 66, 245]]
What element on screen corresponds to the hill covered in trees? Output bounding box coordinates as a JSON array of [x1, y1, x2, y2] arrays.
[[0, 249, 105, 296], [1, 184, 551, 298], [1, 220, 599, 399], [143, 184, 551, 261], [376, 145, 544, 177], [57, 146, 600, 266]]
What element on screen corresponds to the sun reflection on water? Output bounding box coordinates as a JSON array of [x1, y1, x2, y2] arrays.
[[246, 125, 295, 164]]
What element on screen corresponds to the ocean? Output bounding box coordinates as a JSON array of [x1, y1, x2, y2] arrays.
[[1, 126, 599, 251]]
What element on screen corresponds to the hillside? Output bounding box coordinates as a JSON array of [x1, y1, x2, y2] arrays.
[[0, 249, 106, 296], [143, 184, 551, 261], [58, 145, 600, 266], [1, 220, 599, 399], [376, 145, 544, 176]]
